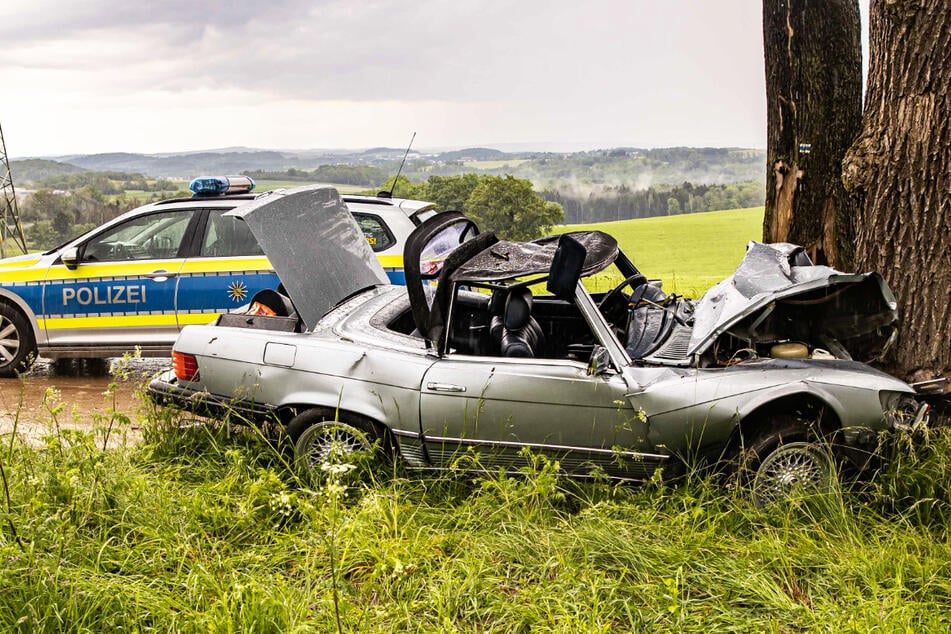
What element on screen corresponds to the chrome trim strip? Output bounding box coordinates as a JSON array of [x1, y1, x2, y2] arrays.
[[405, 465, 647, 483], [421, 433, 670, 461]]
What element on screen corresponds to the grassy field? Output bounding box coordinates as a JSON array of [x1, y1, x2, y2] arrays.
[[563, 206, 764, 297], [0, 377, 949, 631], [4, 206, 950, 630]]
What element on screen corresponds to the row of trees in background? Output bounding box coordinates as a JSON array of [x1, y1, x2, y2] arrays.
[[246, 165, 389, 187], [541, 181, 762, 224], [31, 171, 178, 195], [382, 174, 564, 241], [16, 169, 764, 250], [382, 174, 761, 235], [19, 188, 142, 249], [17, 172, 566, 249]]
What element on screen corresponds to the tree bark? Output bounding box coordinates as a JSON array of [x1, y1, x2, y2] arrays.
[[843, 0, 951, 382], [763, 0, 863, 268]]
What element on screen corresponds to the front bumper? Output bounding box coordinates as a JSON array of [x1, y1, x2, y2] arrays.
[[147, 370, 276, 422]]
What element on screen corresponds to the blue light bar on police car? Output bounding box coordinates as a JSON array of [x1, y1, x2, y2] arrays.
[[189, 175, 256, 197]]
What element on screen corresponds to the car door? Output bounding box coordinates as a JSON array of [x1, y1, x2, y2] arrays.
[[41, 208, 196, 350], [175, 209, 280, 329], [419, 354, 661, 477]]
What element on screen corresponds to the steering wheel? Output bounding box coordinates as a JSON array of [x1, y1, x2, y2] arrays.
[[598, 273, 648, 310]]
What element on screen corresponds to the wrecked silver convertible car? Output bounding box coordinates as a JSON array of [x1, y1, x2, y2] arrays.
[[149, 185, 927, 503]]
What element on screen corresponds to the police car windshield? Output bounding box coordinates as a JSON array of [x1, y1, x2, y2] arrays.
[[43, 225, 102, 256]]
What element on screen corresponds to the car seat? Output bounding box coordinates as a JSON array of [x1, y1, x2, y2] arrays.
[[500, 287, 544, 358]]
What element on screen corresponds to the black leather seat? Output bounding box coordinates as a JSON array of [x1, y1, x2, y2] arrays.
[[499, 287, 544, 358], [488, 289, 508, 351]]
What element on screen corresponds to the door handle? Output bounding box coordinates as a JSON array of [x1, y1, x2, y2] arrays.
[[426, 382, 467, 393], [145, 270, 178, 281]]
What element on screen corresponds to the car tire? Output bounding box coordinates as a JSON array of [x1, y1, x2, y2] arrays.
[[286, 409, 380, 474], [0, 303, 37, 378], [737, 418, 836, 507]]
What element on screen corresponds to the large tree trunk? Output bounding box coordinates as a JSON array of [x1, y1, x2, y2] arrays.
[[843, 0, 951, 382], [763, 0, 862, 268]]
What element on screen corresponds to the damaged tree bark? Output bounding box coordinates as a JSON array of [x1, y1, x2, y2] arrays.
[[843, 0, 951, 382], [763, 0, 862, 268]]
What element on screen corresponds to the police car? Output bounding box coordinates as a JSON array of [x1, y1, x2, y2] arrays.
[[0, 176, 439, 377]]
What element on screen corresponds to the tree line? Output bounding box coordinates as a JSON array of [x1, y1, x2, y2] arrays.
[[17, 170, 766, 250], [539, 181, 763, 224], [246, 165, 389, 187], [20, 188, 154, 249], [379, 173, 564, 241], [31, 171, 179, 195]]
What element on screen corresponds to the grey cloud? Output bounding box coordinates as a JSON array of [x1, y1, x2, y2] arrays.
[[0, 0, 316, 42], [3, 0, 767, 149], [6, 0, 763, 104]]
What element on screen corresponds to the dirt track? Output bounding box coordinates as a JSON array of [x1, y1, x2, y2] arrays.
[[0, 358, 168, 441]]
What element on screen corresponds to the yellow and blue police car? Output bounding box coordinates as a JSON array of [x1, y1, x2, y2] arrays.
[[0, 176, 439, 376]]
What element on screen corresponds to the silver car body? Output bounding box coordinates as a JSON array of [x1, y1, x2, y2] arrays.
[[151, 185, 922, 477]]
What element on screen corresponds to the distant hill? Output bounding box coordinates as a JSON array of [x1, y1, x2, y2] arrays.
[[24, 145, 766, 188], [11, 159, 86, 183], [438, 148, 510, 161], [54, 151, 296, 179]]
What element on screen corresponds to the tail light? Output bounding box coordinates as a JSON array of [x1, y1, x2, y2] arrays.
[[173, 351, 200, 382]]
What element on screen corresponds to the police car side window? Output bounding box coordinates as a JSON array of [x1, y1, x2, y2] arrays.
[[83, 210, 195, 262], [353, 213, 395, 252], [200, 211, 264, 257]]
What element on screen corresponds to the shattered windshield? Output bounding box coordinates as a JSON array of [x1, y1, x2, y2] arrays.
[[420, 222, 474, 278]]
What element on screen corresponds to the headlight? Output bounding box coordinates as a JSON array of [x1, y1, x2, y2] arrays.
[[880, 391, 929, 430]]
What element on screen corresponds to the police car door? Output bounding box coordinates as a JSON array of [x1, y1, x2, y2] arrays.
[[42, 209, 195, 353], [174, 209, 279, 328]]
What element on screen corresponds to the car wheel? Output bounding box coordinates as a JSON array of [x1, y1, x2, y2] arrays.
[[286, 410, 379, 474], [0, 303, 37, 378], [738, 419, 836, 507]]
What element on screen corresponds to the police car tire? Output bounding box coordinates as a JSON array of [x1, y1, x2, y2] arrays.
[[0, 303, 36, 378]]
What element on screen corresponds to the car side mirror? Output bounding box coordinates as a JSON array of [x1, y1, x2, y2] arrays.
[[587, 345, 612, 376], [547, 234, 586, 300], [61, 247, 80, 270]]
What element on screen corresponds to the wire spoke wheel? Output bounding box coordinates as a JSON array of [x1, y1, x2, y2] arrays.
[[752, 442, 834, 507], [294, 421, 374, 473]]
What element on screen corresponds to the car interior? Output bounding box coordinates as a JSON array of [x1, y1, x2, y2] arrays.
[[435, 282, 614, 362]]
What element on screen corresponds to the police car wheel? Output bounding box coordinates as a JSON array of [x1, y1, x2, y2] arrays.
[[0, 304, 36, 378]]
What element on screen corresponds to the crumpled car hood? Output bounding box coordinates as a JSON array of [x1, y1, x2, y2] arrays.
[[688, 242, 898, 360], [226, 185, 389, 330]]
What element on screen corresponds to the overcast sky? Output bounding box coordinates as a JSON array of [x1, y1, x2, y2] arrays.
[[0, 1, 861, 157]]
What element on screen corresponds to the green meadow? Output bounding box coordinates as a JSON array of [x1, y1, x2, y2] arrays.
[[563, 206, 764, 297], [0, 379, 948, 632], [3, 205, 950, 631]]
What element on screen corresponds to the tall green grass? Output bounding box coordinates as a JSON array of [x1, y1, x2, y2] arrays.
[[1, 374, 950, 631], [564, 207, 764, 297]]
